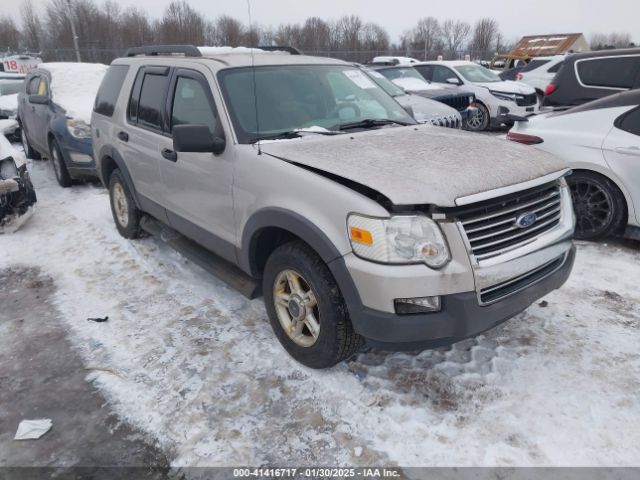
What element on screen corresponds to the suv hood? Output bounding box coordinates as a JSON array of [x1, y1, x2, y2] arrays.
[[261, 124, 566, 207], [480, 80, 535, 95]]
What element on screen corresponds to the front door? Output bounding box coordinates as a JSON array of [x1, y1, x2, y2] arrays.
[[159, 67, 236, 261]]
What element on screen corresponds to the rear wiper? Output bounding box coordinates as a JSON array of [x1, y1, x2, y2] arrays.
[[251, 129, 343, 143], [336, 118, 413, 131]]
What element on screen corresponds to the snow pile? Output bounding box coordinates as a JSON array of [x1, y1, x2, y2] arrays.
[[1, 151, 640, 467], [198, 46, 290, 56], [0, 134, 25, 167], [0, 93, 18, 116], [0, 118, 18, 136], [40, 62, 108, 123]]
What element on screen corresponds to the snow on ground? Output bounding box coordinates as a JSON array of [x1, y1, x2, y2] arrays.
[[39, 63, 108, 123], [1, 152, 639, 468], [0, 93, 18, 116]]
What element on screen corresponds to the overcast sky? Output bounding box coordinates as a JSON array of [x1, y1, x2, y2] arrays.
[[2, 0, 638, 44]]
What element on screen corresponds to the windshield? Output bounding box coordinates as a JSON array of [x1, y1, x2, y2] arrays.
[[454, 65, 501, 83], [218, 65, 414, 143], [360, 68, 406, 97], [376, 67, 426, 82]]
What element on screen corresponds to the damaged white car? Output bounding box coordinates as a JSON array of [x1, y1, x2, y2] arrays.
[[0, 133, 36, 233]]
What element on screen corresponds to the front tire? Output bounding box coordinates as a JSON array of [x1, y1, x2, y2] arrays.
[[108, 169, 142, 239], [263, 241, 362, 369], [567, 171, 626, 240], [50, 138, 72, 187], [464, 102, 490, 131]]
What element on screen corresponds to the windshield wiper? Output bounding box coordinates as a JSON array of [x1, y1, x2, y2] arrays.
[[251, 129, 343, 143], [336, 118, 413, 131]]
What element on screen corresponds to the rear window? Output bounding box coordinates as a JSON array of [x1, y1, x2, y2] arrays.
[[616, 107, 640, 136], [548, 61, 564, 73], [94, 65, 129, 117], [520, 59, 550, 73], [577, 56, 640, 89]]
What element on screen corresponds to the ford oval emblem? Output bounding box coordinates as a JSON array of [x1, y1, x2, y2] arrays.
[[515, 212, 537, 229]]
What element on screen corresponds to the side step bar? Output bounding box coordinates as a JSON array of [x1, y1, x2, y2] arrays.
[[140, 215, 261, 300]]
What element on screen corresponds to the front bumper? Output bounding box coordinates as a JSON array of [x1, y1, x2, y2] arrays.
[[340, 245, 575, 351], [490, 101, 538, 126]]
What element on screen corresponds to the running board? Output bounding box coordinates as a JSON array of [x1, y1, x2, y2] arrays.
[[140, 215, 261, 299]]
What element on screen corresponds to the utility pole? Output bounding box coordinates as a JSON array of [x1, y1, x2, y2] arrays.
[[66, 0, 81, 62]]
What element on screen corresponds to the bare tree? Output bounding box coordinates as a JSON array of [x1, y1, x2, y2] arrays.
[[336, 15, 363, 52], [442, 19, 470, 58], [158, 1, 206, 45], [590, 32, 633, 50], [402, 17, 441, 60], [300, 17, 331, 51], [21, 0, 42, 51], [214, 15, 245, 46], [471, 17, 499, 59], [0, 16, 20, 51]]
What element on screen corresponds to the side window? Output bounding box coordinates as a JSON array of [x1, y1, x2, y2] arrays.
[[94, 65, 129, 117], [414, 65, 433, 81], [27, 76, 40, 95], [547, 61, 563, 74], [433, 66, 457, 83], [37, 78, 48, 97], [577, 57, 640, 89], [616, 107, 640, 136], [170, 75, 218, 134], [127, 67, 170, 131]]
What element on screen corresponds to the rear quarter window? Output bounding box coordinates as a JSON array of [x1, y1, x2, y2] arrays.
[[94, 65, 129, 117], [577, 56, 640, 89], [616, 106, 640, 136], [520, 59, 550, 73]]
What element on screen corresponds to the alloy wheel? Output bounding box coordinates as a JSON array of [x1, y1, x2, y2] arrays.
[[569, 180, 613, 237], [273, 269, 320, 348], [112, 183, 130, 228]]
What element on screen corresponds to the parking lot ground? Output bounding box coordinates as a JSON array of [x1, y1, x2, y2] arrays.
[[1, 151, 639, 468], [0, 266, 170, 475]]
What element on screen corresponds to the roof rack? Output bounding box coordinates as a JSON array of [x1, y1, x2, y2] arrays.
[[124, 45, 202, 58], [255, 46, 302, 55]]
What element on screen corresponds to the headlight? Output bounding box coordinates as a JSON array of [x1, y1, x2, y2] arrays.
[[490, 91, 517, 102], [347, 214, 451, 268], [66, 119, 92, 139]]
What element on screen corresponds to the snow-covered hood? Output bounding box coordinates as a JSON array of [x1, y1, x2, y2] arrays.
[[0, 93, 18, 115], [40, 62, 108, 123], [479, 80, 535, 95], [392, 77, 441, 92], [0, 134, 26, 169], [260, 124, 566, 207]]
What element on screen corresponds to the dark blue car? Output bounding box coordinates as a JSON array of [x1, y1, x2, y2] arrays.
[[18, 63, 107, 187]]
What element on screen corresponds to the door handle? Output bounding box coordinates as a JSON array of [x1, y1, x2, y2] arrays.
[[161, 148, 178, 162], [117, 131, 129, 142], [615, 146, 640, 156]]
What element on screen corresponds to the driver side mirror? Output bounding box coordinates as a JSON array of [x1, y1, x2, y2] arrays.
[[173, 124, 226, 156], [446, 78, 461, 85], [28, 94, 49, 105]]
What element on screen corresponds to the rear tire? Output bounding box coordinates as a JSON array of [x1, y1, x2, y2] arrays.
[[263, 241, 362, 369], [50, 138, 72, 188], [108, 169, 142, 239], [464, 102, 490, 131], [20, 125, 41, 160], [567, 171, 626, 240]]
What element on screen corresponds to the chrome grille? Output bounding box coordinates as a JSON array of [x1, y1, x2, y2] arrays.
[[429, 115, 461, 129], [457, 181, 562, 261]]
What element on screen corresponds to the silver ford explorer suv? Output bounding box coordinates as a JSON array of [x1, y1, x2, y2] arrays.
[[91, 46, 576, 369]]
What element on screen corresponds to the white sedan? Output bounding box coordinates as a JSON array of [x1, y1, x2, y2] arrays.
[[508, 90, 640, 240], [413, 60, 539, 131]]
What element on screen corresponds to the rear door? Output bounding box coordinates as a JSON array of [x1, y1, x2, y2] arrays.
[[158, 66, 235, 261], [31, 74, 50, 151], [602, 106, 640, 224], [121, 65, 172, 220], [21, 73, 41, 142]]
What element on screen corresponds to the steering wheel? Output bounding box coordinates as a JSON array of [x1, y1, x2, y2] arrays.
[[329, 102, 361, 120]]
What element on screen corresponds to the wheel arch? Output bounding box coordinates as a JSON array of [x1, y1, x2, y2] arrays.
[[239, 208, 344, 278], [97, 145, 142, 209], [568, 164, 635, 226]]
